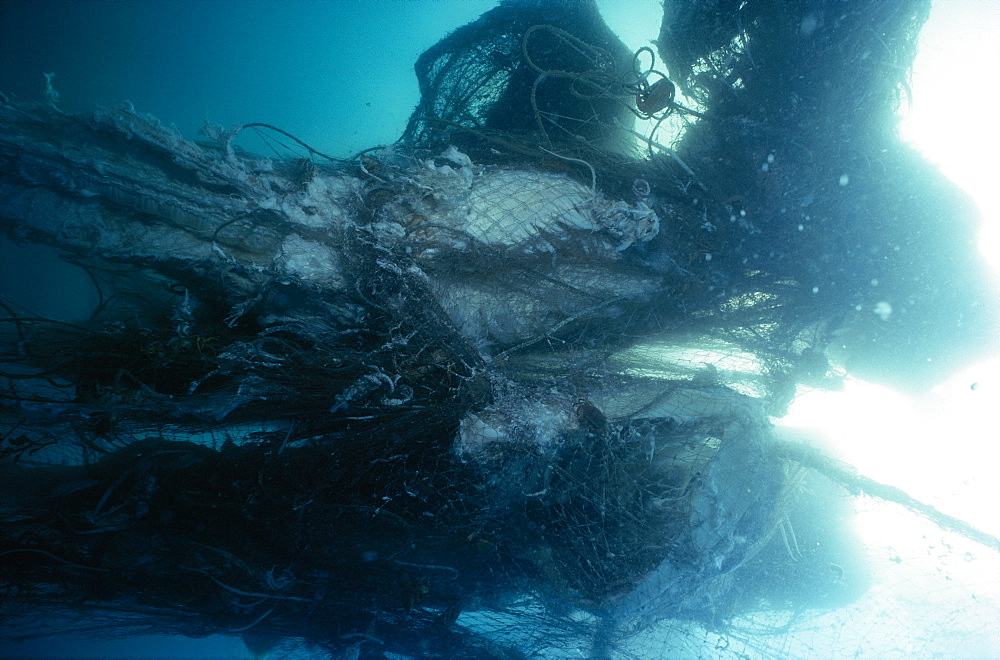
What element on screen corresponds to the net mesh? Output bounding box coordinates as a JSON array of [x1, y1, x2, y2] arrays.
[[1, 0, 997, 658]]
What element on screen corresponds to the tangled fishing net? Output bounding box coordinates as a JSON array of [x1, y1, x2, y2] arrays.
[[1, 0, 997, 657]]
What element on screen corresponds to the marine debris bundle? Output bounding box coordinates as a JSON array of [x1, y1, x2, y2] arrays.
[[1, 1, 995, 658]]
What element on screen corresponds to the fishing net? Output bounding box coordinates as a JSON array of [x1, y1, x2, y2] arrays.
[[402, 0, 636, 155], [1, 0, 997, 658]]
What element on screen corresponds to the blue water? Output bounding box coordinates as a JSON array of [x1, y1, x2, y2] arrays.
[[1, 0, 494, 159]]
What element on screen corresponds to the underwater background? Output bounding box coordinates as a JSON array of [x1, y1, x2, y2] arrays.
[[1, 1, 998, 658]]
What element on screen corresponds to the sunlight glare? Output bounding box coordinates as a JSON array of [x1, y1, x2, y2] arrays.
[[779, 358, 1000, 538], [899, 0, 1000, 279]]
